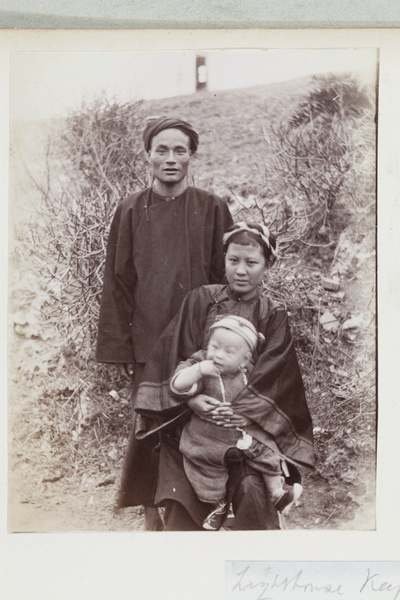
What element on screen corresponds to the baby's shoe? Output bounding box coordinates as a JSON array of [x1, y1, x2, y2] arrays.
[[202, 500, 228, 530], [274, 483, 303, 515]]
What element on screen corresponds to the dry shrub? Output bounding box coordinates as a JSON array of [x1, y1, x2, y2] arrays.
[[30, 97, 147, 350], [259, 253, 376, 517], [57, 96, 147, 194], [235, 74, 376, 257]]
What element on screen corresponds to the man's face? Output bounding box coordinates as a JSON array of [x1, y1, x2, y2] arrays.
[[147, 128, 192, 186]]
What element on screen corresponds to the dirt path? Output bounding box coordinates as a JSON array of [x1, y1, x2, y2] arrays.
[[8, 448, 374, 533]]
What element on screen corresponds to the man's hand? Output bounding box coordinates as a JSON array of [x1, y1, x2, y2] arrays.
[[114, 363, 135, 380]]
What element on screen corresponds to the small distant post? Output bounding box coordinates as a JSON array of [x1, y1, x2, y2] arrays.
[[196, 55, 207, 91]]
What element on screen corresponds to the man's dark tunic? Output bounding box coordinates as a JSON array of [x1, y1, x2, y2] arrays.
[[96, 186, 233, 364], [96, 185, 233, 510]]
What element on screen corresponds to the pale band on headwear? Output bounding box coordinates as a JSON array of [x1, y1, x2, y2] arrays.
[[210, 315, 265, 352], [222, 221, 277, 258]]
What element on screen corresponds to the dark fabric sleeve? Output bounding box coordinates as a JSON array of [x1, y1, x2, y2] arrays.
[[95, 201, 137, 363], [209, 199, 233, 284], [135, 287, 216, 414], [233, 307, 315, 469]]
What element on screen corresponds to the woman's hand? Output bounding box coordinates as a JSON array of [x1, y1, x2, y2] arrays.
[[187, 394, 233, 424], [187, 395, 253, 428], [221, 413, 253, 428]]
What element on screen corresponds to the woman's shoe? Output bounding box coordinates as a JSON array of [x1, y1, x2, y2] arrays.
[[274, 483, 303, 515], [202, 501, 228, 530]]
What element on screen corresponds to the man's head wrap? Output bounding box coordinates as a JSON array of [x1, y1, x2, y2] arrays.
[[223, 221, 277, 262], [143, 116, 199, 154], [210, 315, 264, 352]]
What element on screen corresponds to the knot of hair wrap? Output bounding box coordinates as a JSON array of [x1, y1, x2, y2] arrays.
[[143, 116, 199, 153], [222, 221, 277, 258]]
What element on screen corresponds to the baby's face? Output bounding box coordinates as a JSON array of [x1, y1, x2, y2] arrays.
[[206, 327, 250, 374]]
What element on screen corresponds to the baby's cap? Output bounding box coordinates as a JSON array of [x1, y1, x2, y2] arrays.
[[210, 315, 260, 352]]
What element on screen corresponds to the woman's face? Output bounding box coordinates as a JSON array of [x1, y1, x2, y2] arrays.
[[225, 242, 268, 300]]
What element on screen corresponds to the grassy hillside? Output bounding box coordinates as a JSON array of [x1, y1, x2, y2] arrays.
[[144, 79, 310, 198]]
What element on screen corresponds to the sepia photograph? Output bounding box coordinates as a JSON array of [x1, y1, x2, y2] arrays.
[[8, 45, 377, 534]]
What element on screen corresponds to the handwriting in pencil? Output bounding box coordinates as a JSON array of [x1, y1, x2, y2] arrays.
[[360, 568, 400, 600], [229, 565, 400, 600]]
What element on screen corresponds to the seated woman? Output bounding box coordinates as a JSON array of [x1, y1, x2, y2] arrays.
[[130, 221, 315, 530]]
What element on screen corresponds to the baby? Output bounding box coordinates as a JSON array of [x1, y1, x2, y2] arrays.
[[171, 315, 303, 530]]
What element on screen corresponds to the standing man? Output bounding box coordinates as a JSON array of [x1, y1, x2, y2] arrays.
[[96, 116, 233, 529]]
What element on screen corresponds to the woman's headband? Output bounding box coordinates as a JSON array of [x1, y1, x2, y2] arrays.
[[222, 221, 277, 258]]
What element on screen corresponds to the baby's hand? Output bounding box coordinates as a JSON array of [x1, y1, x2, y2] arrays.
[[199, 360, 221, 376]]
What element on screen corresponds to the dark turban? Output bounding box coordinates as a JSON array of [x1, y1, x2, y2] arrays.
[[143, 116, 199, 154]]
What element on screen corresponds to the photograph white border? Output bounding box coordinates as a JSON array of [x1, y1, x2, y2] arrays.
[[1, 28, 399, 600]]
